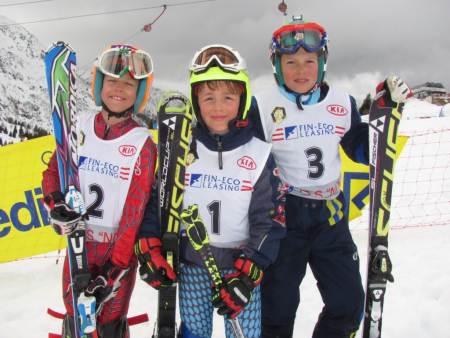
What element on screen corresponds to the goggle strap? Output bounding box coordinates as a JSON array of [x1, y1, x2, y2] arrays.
[[273, 22, 326, 37]]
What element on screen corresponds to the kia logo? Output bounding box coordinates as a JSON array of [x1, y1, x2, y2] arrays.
[[237, 156, 256, 170], [119, 145, 137, 156], [327, 104, 348, 116]]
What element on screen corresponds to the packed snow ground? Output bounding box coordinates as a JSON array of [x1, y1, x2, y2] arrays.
[[1, 224, 449, 337]]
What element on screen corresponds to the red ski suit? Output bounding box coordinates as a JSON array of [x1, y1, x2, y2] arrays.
[[42, 112, 156, 324]]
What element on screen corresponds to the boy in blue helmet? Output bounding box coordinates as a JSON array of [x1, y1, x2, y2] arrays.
[[42, 44, 157, 337], [251, 16, 411, 338], [137, 45, 286, 337]]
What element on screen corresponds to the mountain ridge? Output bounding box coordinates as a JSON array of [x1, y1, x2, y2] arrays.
[[0, 15, 162, 146]]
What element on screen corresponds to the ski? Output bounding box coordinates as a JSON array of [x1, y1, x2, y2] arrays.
[[363, 91, 403, 338], [181, 204, 245, 338], [155, 92, 193, 337], [44, 41, 96, 338]]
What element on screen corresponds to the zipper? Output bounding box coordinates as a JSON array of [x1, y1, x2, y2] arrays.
[[215, 135, 223, 170], [104, 124, 111, 139]]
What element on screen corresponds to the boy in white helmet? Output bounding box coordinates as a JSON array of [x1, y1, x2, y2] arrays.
[[137, 45, 286, 338], [42, 44, 157, 337], [252, 16, 411, 338]]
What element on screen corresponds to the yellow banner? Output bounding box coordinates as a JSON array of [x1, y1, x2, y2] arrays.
[[0, 132, 407, 263], [0, 135, 65, 263], [339, 135, 408, 221]]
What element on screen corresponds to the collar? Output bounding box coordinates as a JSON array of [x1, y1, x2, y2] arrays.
[[195, 122, 254, 152]]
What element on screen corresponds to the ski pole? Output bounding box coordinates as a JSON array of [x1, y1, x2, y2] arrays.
[[181, 204, 246, 338]]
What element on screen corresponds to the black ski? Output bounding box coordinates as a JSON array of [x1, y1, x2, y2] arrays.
[[155, 92, 193, 337], [363, 91, 403, 338], [181, 204, 245, 338]]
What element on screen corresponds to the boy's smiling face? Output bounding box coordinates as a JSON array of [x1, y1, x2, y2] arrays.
[[101, 72, 139, 114], [281, 48, 319, 94], [197, 82, 241, 135]]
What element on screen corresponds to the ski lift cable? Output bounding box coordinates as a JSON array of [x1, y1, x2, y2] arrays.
[[0, 0, 216, 27], [77, 4, 171, 76], [0, 0, 54, 7]]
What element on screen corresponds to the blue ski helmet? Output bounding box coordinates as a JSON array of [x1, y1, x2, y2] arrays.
[[270, 16, 329, 93]]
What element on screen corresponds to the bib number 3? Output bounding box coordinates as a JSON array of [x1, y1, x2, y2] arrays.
[[305, 147, 324, 179]]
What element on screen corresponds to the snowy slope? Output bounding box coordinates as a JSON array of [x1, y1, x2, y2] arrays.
[[0, 15, 51, 144]]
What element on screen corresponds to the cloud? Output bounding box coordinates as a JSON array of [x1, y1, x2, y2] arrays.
[[2, 0, 449, 93]]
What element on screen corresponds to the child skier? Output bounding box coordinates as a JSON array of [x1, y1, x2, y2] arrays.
[[42, 44, 157, 337], [136, 44, 286, 338], [252, 16, 411, 338]]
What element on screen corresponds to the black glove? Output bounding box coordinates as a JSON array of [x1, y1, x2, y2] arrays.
[[135, 237, 177, 290], [44, 191, 81, 235], [212, 257, 263, 318], [84, 260, 129, 315]]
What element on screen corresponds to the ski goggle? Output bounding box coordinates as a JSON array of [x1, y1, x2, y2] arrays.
[[98, 45, 153, 80], [190, 44, 246, 74], [272, 22, 327, 54]]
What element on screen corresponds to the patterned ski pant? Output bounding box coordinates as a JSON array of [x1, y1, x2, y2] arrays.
[[62, 242, 137, 325], [179, 264, 261, 338]]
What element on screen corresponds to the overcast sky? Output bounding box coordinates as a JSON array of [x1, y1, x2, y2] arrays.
[[1, 0, 449, 103]]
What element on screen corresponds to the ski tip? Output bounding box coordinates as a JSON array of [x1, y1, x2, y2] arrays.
[[44, 41, 75, 55], [157, 91, 191, 114]]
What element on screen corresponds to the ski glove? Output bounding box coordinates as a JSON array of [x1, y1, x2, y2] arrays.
[[44, 191, 82, 235], [134, 237, 177, 290], [376, 75, 412, 108], [84, 260, 129, 315], [212, 257, 263, 319]]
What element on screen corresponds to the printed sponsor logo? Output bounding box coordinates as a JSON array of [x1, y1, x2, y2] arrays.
[[0, 187, 50, 238], [237, 156, 256, 170], [271, 107, 286, 124], [285, 126, 299, 140], [272, 123, 336, 141], [290, 183, 340, 199], [78, 156, 130, 181], [119, 145, 137, 157], [185, 173, 253, 192], [327, 104, 348, 116], [334, 125, 346, 136], [272, 127, 285, 141], [272, 126, 298, 141]]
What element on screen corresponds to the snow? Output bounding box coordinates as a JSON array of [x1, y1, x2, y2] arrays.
[[402, 98, 442, 119], [441, 104, 450, 117], [1, 225, 449, 337], [1, 109, 449, 337]]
